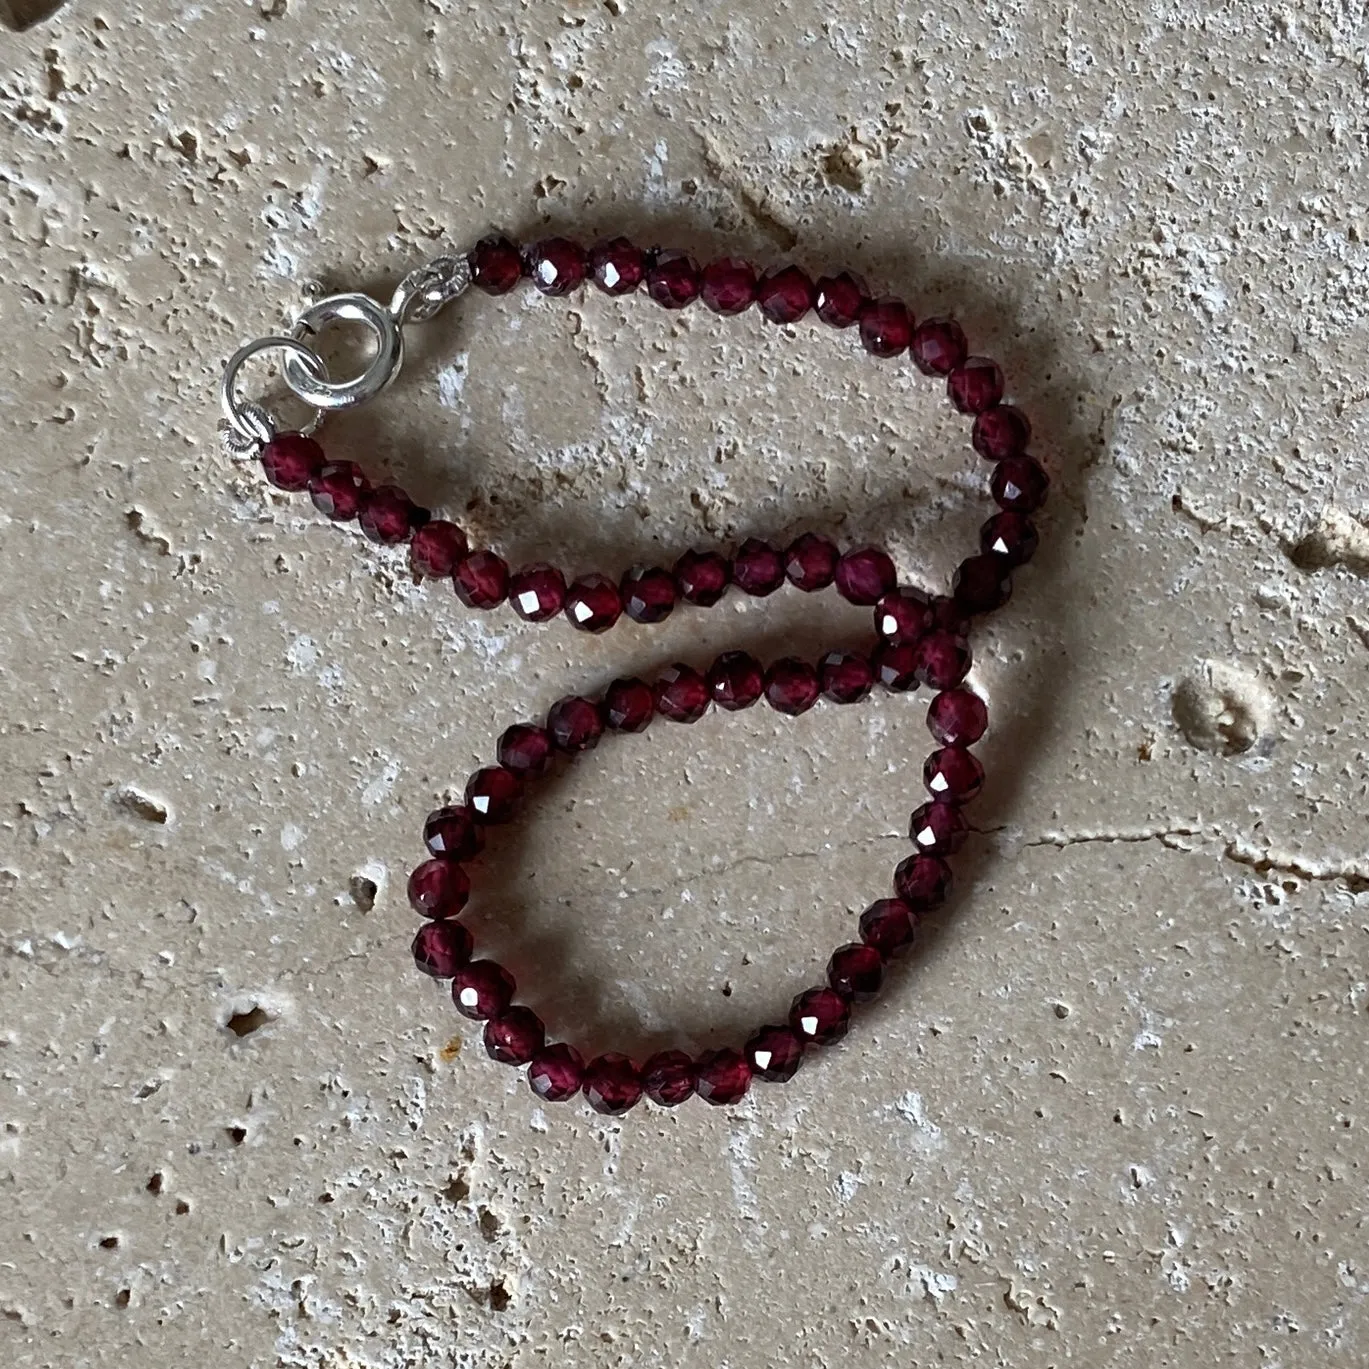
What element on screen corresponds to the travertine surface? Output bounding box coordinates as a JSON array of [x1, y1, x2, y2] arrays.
[[2, 3, 1367, 1366]]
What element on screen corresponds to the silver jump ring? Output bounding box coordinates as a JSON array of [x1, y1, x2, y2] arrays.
[[283, 292, 404, 412], [390, 253, 471, 325], [220, 335, 330, 447]]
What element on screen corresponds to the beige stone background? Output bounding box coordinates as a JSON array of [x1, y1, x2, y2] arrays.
[[2, 0, 1368, 1365]]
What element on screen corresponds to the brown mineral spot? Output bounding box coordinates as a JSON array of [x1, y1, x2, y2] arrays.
[[439, 1036, 462, 1062]]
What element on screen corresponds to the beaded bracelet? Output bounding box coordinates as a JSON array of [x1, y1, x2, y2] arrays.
[[219, 233, 1049, 1115]]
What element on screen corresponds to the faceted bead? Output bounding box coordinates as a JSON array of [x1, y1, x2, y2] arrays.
[[424, 805, 484, 862], [820, 650, 874, 704], [980, 512, 1039, 566], [694, 1048, 752, 1105], [645, 248, 701, 309], [764, 658, 820, 715], [910, 318, 968, 377], [755, 265, 815, 324], [452, 960, 516, 1020], [526, 237, 587, 296], [708, 650, 764, 710], [360, 485, 424, 545], [924, 746, 985, 802], [789, 987, 851, 1045], [583, 1053, 643, 1115], [409, 520, 468, 579], [908, 801, 969, 856], [927, 688, 989, 747], [732, 538, 785, 596], [411, 919, 473, 978], [744, 1025, 804, 1082], [498, 723, 553, 777], [564, 573, 622, 633], [407, 858, 470, 918], [835, 546, 897, 605], [827, 943, 885, 1001], [814, 271, 867, 328], [309, 461, 369, 520], [528, 1043, 585, 1102], [700, 257, 757, 315], [992, 456, 1050, 513], [547, 695, 604, 753], [621, 565, 677, 623], [453, 549, 509, 609], [858, 898, 918, 958], [604, 677, 655, 732], [973, 405, 1032, 462], [894, 853, 953, 911], [484, 1006, 546, 1065], [469, 235, 524, 293], [948, 357, 1005, 414], [642, 1050, 696, 1107], [508, 563, 567, 622], [859, 297, 913, 358], [874, 641, 920, 692], [589, 236, 645, 295], [875, 587, 934, 644], [654, 664, 709, 723], [784, 532, 838, 591], [953, 553, 1012, 614], [465, 766, 521, 823], [261, 432, 325, 491], [674, 549, 731, 607], [914, 631, 972, 690]]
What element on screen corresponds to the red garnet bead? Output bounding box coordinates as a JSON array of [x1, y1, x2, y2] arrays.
[[509, 563, 567, 621], [981, 512, 1039, 566], [992, 456, 1050, 513], [744, 1025, 804, 1082], [583, 1053, 643, 1115], [360, 485, 424, 545], [484, 1006, 546, 1065], [424, 805, 484, 862], [645, 248, 701, 309], [894, 854, 953, 911], [948, 357, 1005, 414], [827, 943, 885, 1001], [764, 657, 821, 715], [953, 554, 1013, 614], [708, 651, 765, 710], [409, 520, 468, 579], [789, 987, 851, 1045], [564, 573, 623, 633], [814, 271, 867, 328], [910, 318, 968, 377], [700, 257, 757, 314], [914, 631, 972, 690], [859, 297, 913, 358], [674, 549, 731, 606], [470, 235, 524, 293], [453, 550, 509, 609], [924, 745, 985, 802], [605, 677, 655, 732], [621, 565, 677, 623], [261, 432, 325, 491], [755, 265, 815, 324], [973, 405, 1032, 461], [589, 236, 645, 295], [908, 801, 969, 856], [548, 695, 604, 752], [927, 688, 989, 746], [858, 898, 919, 958], [874, 640, 920, 692], [526, 237, 587, 296], [309, 461, 369, 520], [641, 1050, 696, 1107], [498, 722, 553, 777], [875, 587, 934, 643], [695, 1048, 752, 1105], [784, 532, 839, 591], [411, 919, 473, 978], [465, 766, 522, 823], [820, 650, 874, 704], [732, 538, 786, 596], [654, 663, 709, 723], [407, 858, 470, 918], [528, 1043, 585, 1102], [835, 546, 897, 605], [452, 960, 516, 1020]]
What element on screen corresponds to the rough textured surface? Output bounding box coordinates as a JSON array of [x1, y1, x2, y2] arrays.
[[2, 3, 1367, 1366]]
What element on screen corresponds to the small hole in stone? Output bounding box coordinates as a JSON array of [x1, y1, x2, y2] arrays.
[[478, 1207, 502, 1242], [114, 1289, 130, 1309], [98, 1235, 120, 1250], [146, 1172, 163, 1194], [318, 1191, 335, 1204], [134, 1079, 162, 1100], [227, 1125, 247, 1145], [174, 1200, 191, 1215], [442, 1175, 471, 1203], [1052, 1001, 1071, 1019], [114, 785, 169, 824], [349, 875, 378, 912], [721, 982, 732, 998], [226, 1005, 272, 1037], [489, 1281, 511, 1312]]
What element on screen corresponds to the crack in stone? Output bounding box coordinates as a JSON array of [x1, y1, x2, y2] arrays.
[[1026, 825, 1203, 852]]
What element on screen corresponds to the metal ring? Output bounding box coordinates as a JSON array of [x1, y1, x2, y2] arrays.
[[283, 292, 404, 412], [220, 335, 329, 446]]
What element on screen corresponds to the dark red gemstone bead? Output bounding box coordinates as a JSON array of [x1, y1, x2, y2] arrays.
[[992, 457, 1050, 513], [407, 858, 470, 918], [589, 236, 645, 294], [526, 237, 587, 296], [484, 1006, 546, 1065], [424, 805, 484, 862], [980, 512, 1039, 566], [453, 549, 509, 609], [584, 1053, 643, 1115], [360, 485, 423, 545], [621, 565, 677, 623], [927, 688, 988, 747], [914, 631, 972, 690], [859, 297, 913, 357], [764, 657, 820, 715], [875, 587, 934, 643], [948, 357, 1005, 414], [784, 532, 839, 591], [674, 549, 731, 607], [828, 943, 885, 1001], [564, 573, 622, 633], [874, 641, 920, 692], [835, 546, 897, 605], [470, 235, 523, 293], [309, 460, 369, 520], [732, 538, 785, 596], [924, 746, 985, 802], [755, 265, 815, 324], [642, 1050, 696, 1107], [814, 271, 867, 328], [820, 650, 874, 704], [858, 898, 919, 958], [409, 520, 468, 579], [910, 318, 968, 377], [528, 1043, 585, 1102], [708, 650, 764, 710], [508, 563, 567, 622], [700, 257, 757, 315], [498, 723, 553, 777], [908, 801, 968, 856], [789, 987, 851, 1045], [465, 766, 521, 823], [261, 432, 325, 491], [548, 695, 604, 753], [655, 664, 709, 723], [411, 919, 473, 978], [930, 594, 969, 635], [744, 1025, 804, 1082], [452, 960, 516, 1020], [953, 553, 1012, 614], [605, 677, 655, 732], [695, 1048, 752, 1105], [973, 405, 1032, 461], [894, 853, 953, 911], [645, 248, 701, 309]]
